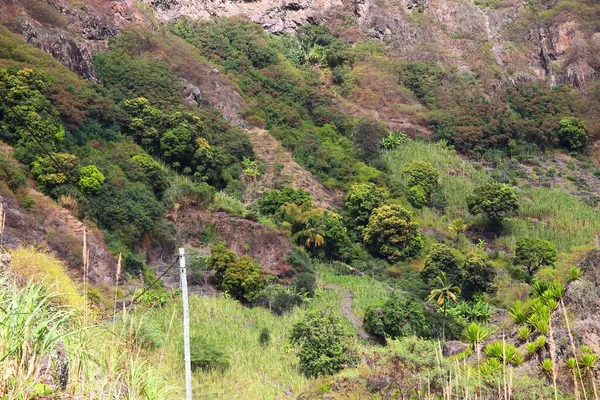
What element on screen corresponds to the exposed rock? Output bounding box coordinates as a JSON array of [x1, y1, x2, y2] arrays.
[[15, 17, 99, 81], [171, 207, 293, 278], [442, 340, 468, 357], [140, 0, 346, 33], [366, 376, 392, 392]]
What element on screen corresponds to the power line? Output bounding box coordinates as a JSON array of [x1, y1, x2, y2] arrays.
[[102, 255, 181, 322]]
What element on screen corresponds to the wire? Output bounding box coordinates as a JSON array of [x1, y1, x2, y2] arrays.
[[102, 255, 181, 322]]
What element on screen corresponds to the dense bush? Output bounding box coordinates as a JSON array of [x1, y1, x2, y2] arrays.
[[258, 187, 312, 215], [221, 255, 264, 303], [558, 117, 587, 152], [420, 244, 462, 287], [461, 255, 497, 300], [260, 284, 303, 315], [290, 310, 354, 378], [352, 119, 388, 164], [207, 243, 238, 284], [362, 204, 423, 262], [407, 185, 427, 209], [401, 161, 439, 203], [467, 182, 518, 226], [343, 182, 388, 237], [364, 295, 426, 341]]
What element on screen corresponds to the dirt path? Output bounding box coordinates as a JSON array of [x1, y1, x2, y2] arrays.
[[324, 284, 377, 341]]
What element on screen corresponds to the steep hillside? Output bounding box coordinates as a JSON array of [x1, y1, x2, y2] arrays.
[[2, 1, 600, 399]]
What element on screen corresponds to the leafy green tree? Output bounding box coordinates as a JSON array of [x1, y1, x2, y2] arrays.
[[160, 123, 194, 166], [290, 310, 354, 378], [467, 182, 518, 226], [78, 165, 105, 194], [222, 255, 264, 303], [514, 236, 557, 278], [130, 153, 169, 194], [420, 243, 462, 287], [30, 153, 79, 194], [343, 182, 388, 236], [208, 243, 237, 283], [558, 117, 587, 152], [461, 255, 497, 300], [401, 161, 439, 202], [363, 204, 423, 262], [258, 187, 312, 215], [363, 295, 426, 341], [0, 68, 65, 164]]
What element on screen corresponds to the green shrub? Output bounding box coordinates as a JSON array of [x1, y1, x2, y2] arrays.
[[363, 295, 425, 341], [258, 328, 271, 347], [290, 310, 354, 378], [461, 255, 497, 300], [293, 272, 316, 297], [407, 185, 427, 208], [222, 255, 264, 303], [420, 243, 462, 287], [401, 161, 439, 201], [362, 204, 423, 262], [78, 165, 105, 194], [261, 284, 303, 315], [558, 117, 587, 152], [258, 187, 312, 215], [484, 341, 521, 365], [467, 182, 518, 226], [343, 182, 388, 237], [188, 336, 230, 373]]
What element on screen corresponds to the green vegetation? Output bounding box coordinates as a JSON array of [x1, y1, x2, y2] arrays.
[[3, 6, 600, 399], [363, 294, 425, 340], [290, 310, 355, 377], [467, 182, 519, 226], [363, 204, 423, 262]]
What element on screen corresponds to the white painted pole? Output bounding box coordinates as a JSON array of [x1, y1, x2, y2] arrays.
[[179, 248, 193, 400]]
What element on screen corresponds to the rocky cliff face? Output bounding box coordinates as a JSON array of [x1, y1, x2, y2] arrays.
[[0, 0, 151, 81], [139, 0, 600, 89], [1, 0, 598, 90]]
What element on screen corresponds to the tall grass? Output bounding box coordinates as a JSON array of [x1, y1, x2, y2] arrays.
[[0, 250, 171, 399], [385, 140, 600, 254], [385, 141, 488, 219], [9, 247, 85, 308], [128, 288, 344, 399]]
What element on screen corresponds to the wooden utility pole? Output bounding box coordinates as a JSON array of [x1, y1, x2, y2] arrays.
[[179, 247, 193, 400]]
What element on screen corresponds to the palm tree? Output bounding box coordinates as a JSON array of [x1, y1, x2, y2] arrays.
[[448, 218, 468, 242], [428, 271, 461, 340], [300, 227, 325, 257]]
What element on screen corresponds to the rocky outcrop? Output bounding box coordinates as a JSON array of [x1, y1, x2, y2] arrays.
[[14, 16, 99, 81], [0, 0, 151, 81], [142, 0, 347, 33]]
